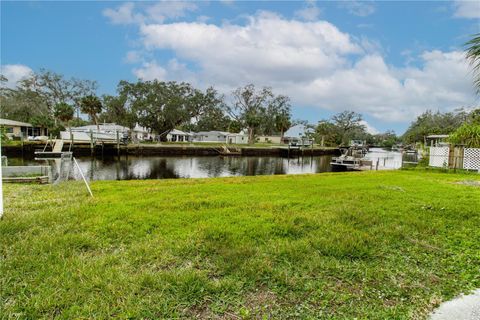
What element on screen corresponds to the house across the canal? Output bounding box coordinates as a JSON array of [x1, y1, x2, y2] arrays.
[[0, 118, 48, 140], [166, 129, 192, 142], [256, 135, 282, 144], [192, 131, 248, 144]]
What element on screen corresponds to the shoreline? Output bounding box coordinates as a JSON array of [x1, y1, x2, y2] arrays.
[[1, 142, 341, 158]]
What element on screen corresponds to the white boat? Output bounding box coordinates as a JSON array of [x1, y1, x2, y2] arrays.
[[330, 156, 361, 171]]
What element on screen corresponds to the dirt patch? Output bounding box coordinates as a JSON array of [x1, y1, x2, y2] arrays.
[[455, 180, 480, 187]]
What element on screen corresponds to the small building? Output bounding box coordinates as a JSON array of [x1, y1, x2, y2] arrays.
[[192, 131, 248, 144], [166, 129, 192, 142], [256, 135, 282, 144], [226, 133, 248, 144], [0, 118, 48, 140], [192, 131, 229, 143], [426, 134, 449, 147], [132, 125, 155, 141]]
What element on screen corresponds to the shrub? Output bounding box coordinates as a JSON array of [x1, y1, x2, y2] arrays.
[[449, 123, 480, 147]]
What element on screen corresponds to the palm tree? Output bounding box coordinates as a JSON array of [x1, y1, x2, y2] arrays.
[[80, 95, 103, 130], [465, 33, 480, 93]]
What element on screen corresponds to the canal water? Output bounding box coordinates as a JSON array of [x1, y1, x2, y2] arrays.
[[7, 148, 414, 181]]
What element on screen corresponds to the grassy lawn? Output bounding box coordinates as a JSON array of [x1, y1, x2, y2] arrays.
[[1, 171, 479, 319]]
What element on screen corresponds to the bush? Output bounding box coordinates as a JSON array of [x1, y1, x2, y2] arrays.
[[449, 123, 480, 147]]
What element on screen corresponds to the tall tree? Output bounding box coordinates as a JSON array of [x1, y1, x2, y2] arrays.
[[183, 104, 231, 132], [314, 120, 341, 146], [402, 110, 466, 144], [4, 69, 97, 133], [17, 69, 97, 124], [118, 80, 215, 141], [465, 33, 480, 93], [272, 95, 292, 142], [53, 102, 74, 125], [227, 84, 275, 144], [100, 94, 137, 130], [331, 111, 365, 145], [80, 95, 103, 130]]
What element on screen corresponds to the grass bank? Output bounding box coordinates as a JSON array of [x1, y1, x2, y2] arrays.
[[1, 171, 479, 319]]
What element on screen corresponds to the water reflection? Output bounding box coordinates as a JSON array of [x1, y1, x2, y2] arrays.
[[56, 155, 334, 181], [6, 148, 412, 181], [363, 148, 418, 169]]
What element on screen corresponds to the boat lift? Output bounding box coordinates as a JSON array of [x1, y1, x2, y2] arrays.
[[35, 139, 93, 197]]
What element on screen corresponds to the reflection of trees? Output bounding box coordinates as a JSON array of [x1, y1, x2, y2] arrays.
[[146, 158, 179, 179], [274, 158, 285, 174], [315, 155, 332, 172], [67, 155, 334, 181], [196, 157, 228, 177]]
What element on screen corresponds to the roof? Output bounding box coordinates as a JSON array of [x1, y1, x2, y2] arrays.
[[426, 135, 449, 139], [194, 131, 230, 135], [0, 118, 32, 127], [71, 124, 129, 132], [133, 124, 150, 133], [226, 132, 247, 137], [169, 129, 192, 136]]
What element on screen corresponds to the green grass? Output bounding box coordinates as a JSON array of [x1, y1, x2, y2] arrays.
[[1, 171, 479, 319]]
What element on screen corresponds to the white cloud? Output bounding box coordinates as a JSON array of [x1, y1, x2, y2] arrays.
[[103, 2, 143, 25], [360, 120, 379, 135], [107, 10, 475, 124], [294, 1, 321, 21], [339, 1, 376, 17], [453, 0, 480, 18], [132, 59, 196, 84], [290, 51, 474, 122], [144, 1, 197, 24], [103, 1, 197, 25], [133, 61, 167, 81], [140, 11, 361, 87], [0, 64, 33, 88]]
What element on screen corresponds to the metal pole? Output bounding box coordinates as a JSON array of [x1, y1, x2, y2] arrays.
[[73, 157, 93, 198]]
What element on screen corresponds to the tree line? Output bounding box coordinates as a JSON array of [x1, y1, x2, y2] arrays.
[[1, 70, 295, 144], [1, 69, 478, 146]]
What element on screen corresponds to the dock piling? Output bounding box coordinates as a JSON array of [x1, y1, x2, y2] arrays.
[[89, 130, 94, 156], [116, 131, 120, 156]]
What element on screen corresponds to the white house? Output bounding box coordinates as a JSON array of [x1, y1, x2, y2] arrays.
[[192, 131, 248, 144], [166, 129, 192, 142], [192, 131, 229, 143], [132, 124, 155, 141], [226, 133, 248, 144]]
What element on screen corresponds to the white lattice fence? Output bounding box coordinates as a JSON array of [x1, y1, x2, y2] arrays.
[[429, 147, 449, 168], [463, 148, 480, 171]]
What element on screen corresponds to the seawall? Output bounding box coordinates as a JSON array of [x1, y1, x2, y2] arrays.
[[2, 142, 341, 158]]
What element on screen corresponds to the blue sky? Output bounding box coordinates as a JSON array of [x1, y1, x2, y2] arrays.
[[1, 1, 479, 134]]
